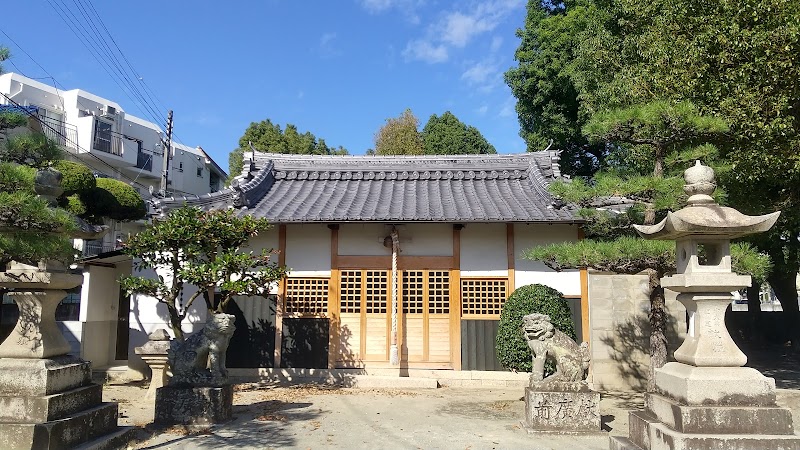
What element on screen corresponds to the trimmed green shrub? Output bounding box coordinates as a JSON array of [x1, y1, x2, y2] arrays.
[[83, 177, 146, 221], [0, 162, 35, 193], [496, 284, 576, 373], [52, 160, 95, 195], [62, 194, 87, 216]]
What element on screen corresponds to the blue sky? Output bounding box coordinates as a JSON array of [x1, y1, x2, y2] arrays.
[[1, 0, 529, 173]]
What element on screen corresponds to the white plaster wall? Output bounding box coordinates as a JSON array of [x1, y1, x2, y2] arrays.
[[400, 224, 453, 256], [285, 224, 331, 274], [514, 223, 581, 296], [339, 224, 392, 256], [339, 223, 452, 257], [79, 264, 126, 367], [126, 264, 207, 375], [460, 223, 507, 276], [170, 143, 211, 195]]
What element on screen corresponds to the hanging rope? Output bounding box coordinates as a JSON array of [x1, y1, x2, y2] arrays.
[[390, 227, 400, 365]]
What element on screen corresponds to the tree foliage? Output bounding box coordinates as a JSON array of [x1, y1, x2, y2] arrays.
[[509, 0, 798, 346], [373, 108, 424, 156], [496, 284, 576, 374], [82, 178, 146, 222], [228, 119, 349, 181], [421, 111, 496, 155], [0, 110, 76, 266], [121, 206, 288, 341]]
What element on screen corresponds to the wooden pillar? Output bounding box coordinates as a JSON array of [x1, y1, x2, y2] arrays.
[[580, 268, 590, 345], [273, 224, 287, 368], [577, 226, 590, 345], [506, 223, 515, 292], [327, 224, 339, 369], [450, 224, 463, 370]]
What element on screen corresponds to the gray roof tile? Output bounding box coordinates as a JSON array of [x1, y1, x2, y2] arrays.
[[152, 152, 582, 223]]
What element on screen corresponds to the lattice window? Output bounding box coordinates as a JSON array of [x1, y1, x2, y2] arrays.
[[461, 278, 508, 316], [428, 271, 450, 314], [339, 270, 362, 314], [365, 270, 388, 314], [402, 270, 424, 314], [285, 278, 329, 315]]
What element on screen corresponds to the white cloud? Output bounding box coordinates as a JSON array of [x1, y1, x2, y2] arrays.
[[402, 0, 524, 63], [319, 32, 342, 58], [475, 104, 489, 115], [490, 36, 503, 53], [499, 96, 516, 118], [359, 0, 422, 24], [461, 61, 497, 85], [402, 40, 448, 63]]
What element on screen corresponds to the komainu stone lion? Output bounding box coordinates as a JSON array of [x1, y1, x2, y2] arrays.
[[522, 313, 590, 385], [168, 313, 236, 387]]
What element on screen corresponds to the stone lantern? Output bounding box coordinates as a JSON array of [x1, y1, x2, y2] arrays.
[[0, 168, 131, 449], [611, 161, 800, 449]]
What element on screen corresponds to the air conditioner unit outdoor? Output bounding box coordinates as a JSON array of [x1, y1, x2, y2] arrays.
[[101, 105, 117, 117]]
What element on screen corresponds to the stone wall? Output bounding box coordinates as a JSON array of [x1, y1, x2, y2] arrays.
[[588, 273, 686, 391]]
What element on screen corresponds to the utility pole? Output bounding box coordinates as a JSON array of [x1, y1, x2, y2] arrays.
[[159, 110, 173, 195]]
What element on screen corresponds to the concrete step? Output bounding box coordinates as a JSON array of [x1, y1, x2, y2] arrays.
[[0, 384, 103, 423], [609, 436, 643, 450], [628, 410, 658, 450], [0, 402, 119, 450], [350, 375, 439, 389], [74, 426, 136, 450]]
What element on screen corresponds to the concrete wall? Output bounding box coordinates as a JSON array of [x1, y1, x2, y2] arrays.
[[587, 272, 686, 391]]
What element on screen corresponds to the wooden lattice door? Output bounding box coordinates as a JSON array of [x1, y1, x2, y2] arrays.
[[400, 270, 451, 364], [336, 270, 389, 365]]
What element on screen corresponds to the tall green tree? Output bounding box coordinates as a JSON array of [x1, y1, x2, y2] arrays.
[[421, 111, 497, 155], [509, 0, 800, 347], [228, 119, 348, 180], [373, 108, 424, 156], [121, 206, 287, 341], [504, 1, 607, 176]]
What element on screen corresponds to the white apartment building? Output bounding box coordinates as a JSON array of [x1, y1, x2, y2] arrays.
[[0, 72, 227, 372], [0, 72, 227, 254]]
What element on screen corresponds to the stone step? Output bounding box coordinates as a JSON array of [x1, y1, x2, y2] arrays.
[[641, 416, 800, 450], [74, 426, 136, 450], [646, 392, 795, 435], [0, 356, 91, 396], [0, 384, 103, 423], [609, 436, 643, 450], [628, 410, 658, 450], [0, 402, 119, 450]]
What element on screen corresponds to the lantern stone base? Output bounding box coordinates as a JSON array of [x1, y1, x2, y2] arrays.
[[523, 384, 601, 433], [610, 363, 800, 450], [0, 357, 132, 450], [154, 385, 233, 426]]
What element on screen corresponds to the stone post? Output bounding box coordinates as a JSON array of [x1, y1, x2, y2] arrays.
[[134, 329, 173, 400]]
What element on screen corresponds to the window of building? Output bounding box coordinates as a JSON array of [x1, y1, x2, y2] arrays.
[[196, 167, 203, 177], [285, 278, 329, 315], [93, 120, 113, 154], [461, 278, 508, 318]]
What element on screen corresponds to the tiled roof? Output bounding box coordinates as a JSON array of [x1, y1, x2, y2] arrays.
[[152, 151, 581, 224]]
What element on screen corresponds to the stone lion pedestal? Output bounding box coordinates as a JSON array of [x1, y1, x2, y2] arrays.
[[154, 313, 236, 426], [521, 313, 601, 433], [0, 263, 132, 450], [610, 162, 800, 450]]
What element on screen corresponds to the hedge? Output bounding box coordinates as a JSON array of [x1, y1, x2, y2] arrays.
[[52, 160, 95, 195], [83, 177, 146, 221], [495, 284, 576, 373]]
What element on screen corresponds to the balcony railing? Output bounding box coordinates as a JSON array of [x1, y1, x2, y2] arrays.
[[136, 149, 153, 171], [93, 133, 123, 156], [82, 242, 121, 257], [38, 116, 79, 152]]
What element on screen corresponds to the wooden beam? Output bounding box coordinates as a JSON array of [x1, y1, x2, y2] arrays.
[[337, 255, 454, 270], [450, 225, 462, 371], [506, 223, 515, 292], [328, 225, 339, 369], [580, 268, 590, 346], [273, 224, 287, 369]]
